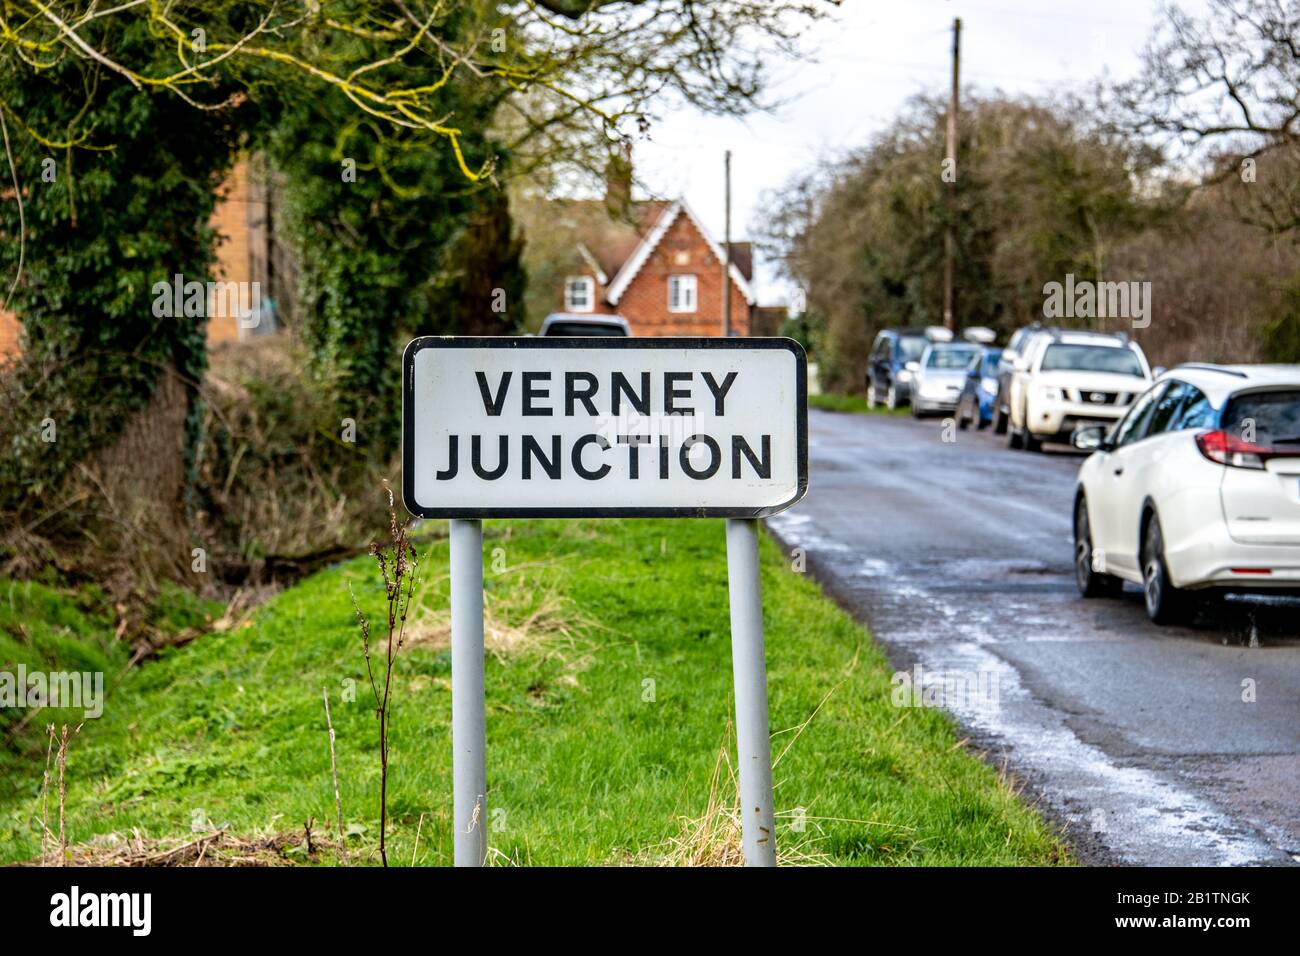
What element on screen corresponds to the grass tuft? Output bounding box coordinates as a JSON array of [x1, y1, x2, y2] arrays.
[[643, 724, 833, 867]]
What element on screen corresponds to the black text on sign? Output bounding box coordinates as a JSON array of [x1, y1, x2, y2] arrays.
[[402, 337, 807, 518]]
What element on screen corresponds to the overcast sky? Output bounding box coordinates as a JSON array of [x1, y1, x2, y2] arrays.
[[628, 0, 1198, 302]]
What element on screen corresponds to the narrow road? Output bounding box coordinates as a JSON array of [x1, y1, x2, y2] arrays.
[[767, 408, 1300, 866]]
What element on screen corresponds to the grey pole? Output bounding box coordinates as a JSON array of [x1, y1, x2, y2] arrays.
[[449, 517, 487, 866], [725, 517, 778, 866], [722, 149, 732, 338]]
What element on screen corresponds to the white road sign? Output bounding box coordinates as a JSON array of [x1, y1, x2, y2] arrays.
[[402, 337, 807, 518]]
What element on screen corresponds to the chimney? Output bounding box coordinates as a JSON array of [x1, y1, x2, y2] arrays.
[[604, 142, 633, 212]]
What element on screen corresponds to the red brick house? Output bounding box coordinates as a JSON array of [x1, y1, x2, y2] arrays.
[[545, 195, 756, 337]]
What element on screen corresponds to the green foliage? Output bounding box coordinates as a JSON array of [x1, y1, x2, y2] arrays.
[[0, 578, 125, 738], [0, 8, 524, 558], [0, 21, 243, 506], [263, 15, 520, 452], [778, 313, 815, 354]]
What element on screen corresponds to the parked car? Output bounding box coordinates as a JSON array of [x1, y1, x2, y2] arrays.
[[539, 313, 631, 336], [1072, 364, 1300, 623], [866, 328, 930, 409], [957, 347, 1004, 430], [992, 324, 1046, 434], [1005, 329, 1151, 452], [910, 341, 983, 418]]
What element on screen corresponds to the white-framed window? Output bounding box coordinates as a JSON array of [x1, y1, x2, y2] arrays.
[[564, 275, 595, 312], [668, 274, 697, 313]]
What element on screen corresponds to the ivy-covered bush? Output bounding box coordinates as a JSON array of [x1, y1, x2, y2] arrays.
[[0, 21, 244, 512], [0, 10, 525, 589], [264, 18, 522, 454]]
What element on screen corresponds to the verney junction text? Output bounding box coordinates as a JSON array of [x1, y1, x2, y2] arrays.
[[403, 339, 806, 517]]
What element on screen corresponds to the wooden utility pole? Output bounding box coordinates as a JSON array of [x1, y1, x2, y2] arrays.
[[723, 149, 732, 338], [943, 17, 961, 331]]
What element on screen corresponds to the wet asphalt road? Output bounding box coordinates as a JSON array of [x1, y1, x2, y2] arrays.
[[766, 408, 1300, 866]]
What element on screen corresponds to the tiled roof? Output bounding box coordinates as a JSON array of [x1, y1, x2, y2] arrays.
[[553, 198, 753, 286], [550, 199, 670, 283]]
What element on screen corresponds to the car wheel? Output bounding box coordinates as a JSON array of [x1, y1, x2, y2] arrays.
[[1008, 426, 1023, 450], [1024, 431, 1042, 453], [1141, 513, 1187, 625], [976, 408, 990, 431], [911, 400, 924, 419], [1074, 497, 1122, 598], [866, 381, 878, 409], [886, 384, 899, 410], [992, 395, 1008, 435], [957, 399, 971, 429]]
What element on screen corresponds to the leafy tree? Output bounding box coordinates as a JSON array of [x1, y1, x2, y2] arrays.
[[0, 21, 243, 521], [2, 1, 831, 181]]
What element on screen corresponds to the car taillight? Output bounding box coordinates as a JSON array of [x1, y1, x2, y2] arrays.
[[1195, 429, 1300, 469]]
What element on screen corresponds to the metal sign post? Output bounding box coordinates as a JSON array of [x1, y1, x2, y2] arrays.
[[448, 518, 487, 867], [725, 517, 777, 865], [403, 337, 807, 867]]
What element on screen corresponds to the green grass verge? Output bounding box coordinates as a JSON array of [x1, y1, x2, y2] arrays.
[[0, 579, 129, 690], [809, 392, 909, 415], [0, 519, 1068, 866]]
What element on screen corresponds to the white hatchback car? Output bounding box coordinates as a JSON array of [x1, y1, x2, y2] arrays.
[[1072, 364, 1300, 623]]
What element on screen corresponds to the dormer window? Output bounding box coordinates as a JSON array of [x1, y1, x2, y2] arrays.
[[564, 276, 595, 312]]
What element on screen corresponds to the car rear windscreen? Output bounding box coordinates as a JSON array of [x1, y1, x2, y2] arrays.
[[1040, 344, 1143, 376], [543, 322, 627, 337], [1223, 390, 1300, 448]]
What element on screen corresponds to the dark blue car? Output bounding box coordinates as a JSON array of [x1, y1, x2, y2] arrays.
[[866, 328, 931, 409], [957, 347, 1003, 430]]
